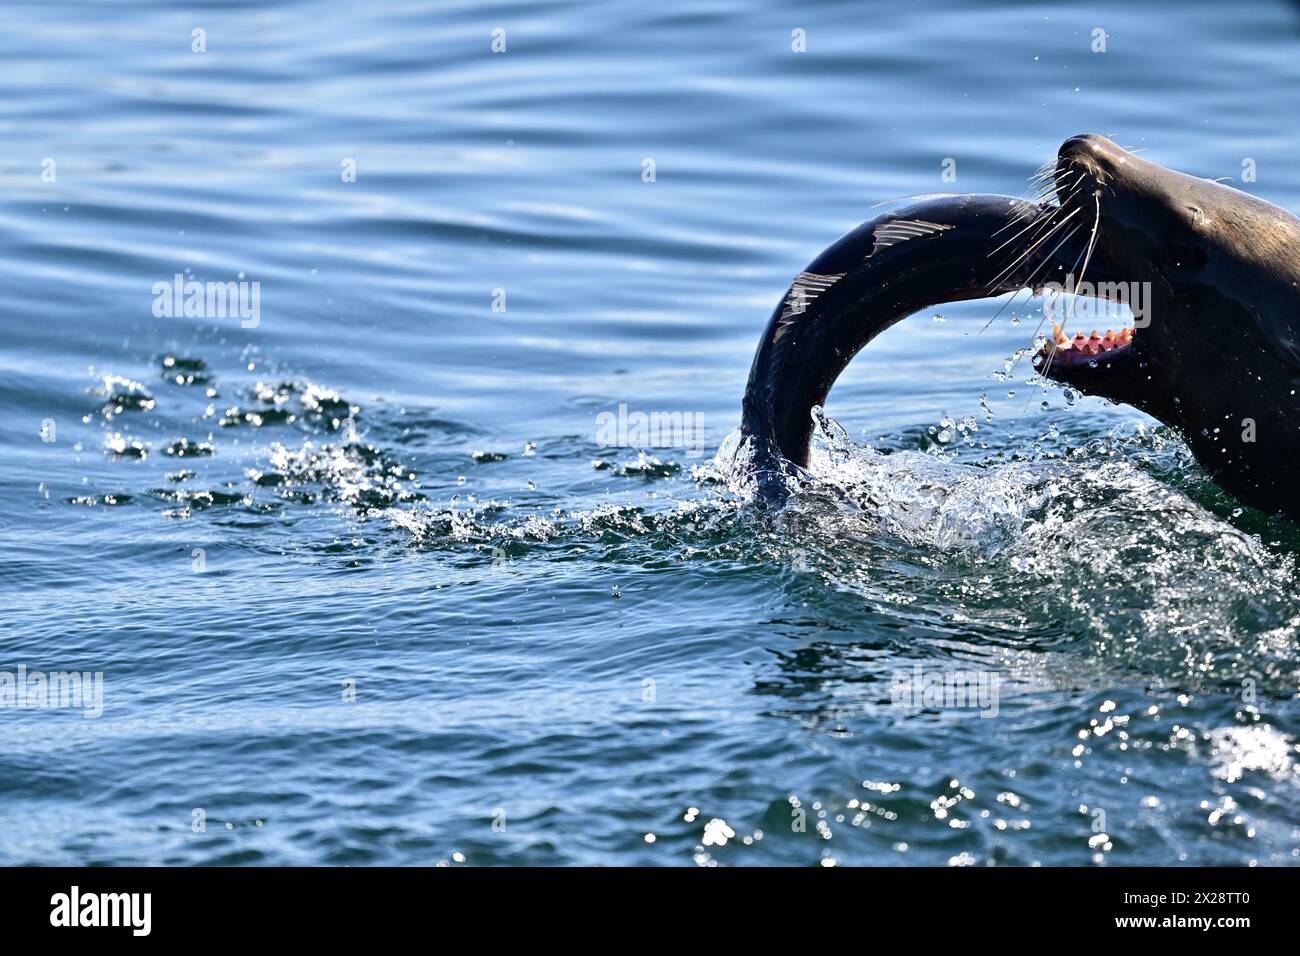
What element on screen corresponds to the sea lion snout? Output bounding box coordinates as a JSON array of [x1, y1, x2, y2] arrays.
[[1055, 135, 1151, 203], [1057, 133, 1128, 174]]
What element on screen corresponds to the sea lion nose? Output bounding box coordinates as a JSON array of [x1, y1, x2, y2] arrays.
[[1058, 133, 1124, 171]]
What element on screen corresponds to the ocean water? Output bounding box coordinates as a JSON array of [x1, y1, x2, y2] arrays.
[[2, 0, 1299, 866]]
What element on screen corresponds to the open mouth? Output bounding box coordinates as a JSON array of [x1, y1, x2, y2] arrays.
[[1036, 323, 1135, 371], [1030, 140, 1138, 379]]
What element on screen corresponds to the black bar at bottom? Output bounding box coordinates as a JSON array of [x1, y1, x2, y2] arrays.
[[0, 865, 1278, 940]]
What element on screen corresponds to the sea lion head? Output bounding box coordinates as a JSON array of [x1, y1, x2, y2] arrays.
[[1034, 133, 1300, 515]]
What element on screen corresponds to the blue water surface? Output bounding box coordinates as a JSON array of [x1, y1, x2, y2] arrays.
[[1, 0, 1298, 865]]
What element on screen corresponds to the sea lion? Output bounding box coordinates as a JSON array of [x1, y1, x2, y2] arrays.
[[740, 134, 1300, 521]]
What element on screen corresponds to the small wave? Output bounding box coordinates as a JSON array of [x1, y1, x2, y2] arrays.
[[717, 409, 1300, 697]]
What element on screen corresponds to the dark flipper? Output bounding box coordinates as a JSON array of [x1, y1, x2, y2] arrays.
[[739, 195, 1077, 484]]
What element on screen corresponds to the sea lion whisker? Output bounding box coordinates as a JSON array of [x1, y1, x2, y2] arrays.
[[993, 198, 1050, 237], [979, 222, 1083, 334], [1028, 195, 1096, 385], [986, 206, 1081, 290], [1033, 243, 1089, 388], [1032, 181, 1065, 205], [991, 187, 1057, 240], [995, 163, 1075, 239], [978, 286, 1028, 335], [1054, 171, 1088, 204], [987, 200, 1071, 258], [1074, 191, 1102, 293], [1035, 190, 1104, 395]]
